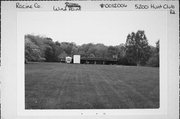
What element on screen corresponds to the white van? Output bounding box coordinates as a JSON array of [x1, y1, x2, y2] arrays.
[[65, 56, 72, 63]]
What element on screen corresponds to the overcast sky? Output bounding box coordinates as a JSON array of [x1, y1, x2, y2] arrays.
[[18, 11, 166, 46]]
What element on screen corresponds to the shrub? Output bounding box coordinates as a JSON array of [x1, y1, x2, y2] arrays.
[[146, 53, 159, 67]]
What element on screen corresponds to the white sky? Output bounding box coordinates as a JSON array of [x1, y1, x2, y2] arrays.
[[18, 11, 166, 46]]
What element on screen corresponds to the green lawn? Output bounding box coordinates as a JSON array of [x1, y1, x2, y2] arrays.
[[25, 63, 159, 109]]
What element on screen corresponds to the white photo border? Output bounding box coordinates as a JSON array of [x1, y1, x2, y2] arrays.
[[1, 1, 179, 119]]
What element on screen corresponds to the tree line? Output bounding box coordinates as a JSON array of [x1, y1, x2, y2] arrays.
[[25, 30, 159, 67]]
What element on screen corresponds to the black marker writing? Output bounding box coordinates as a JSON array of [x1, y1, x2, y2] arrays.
[[16, 2, 41, 9]]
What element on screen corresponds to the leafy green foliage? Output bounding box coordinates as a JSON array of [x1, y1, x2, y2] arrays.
[[25, 37, 42, 62], [125, 30, 151, 66], [147, 40, 159, 67], [25, 32, 159, 67]]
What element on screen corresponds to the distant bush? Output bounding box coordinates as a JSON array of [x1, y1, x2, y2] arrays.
[[117, 57, 136, 66], [146, 40, 159, 67], [146, 54, 159, 67]]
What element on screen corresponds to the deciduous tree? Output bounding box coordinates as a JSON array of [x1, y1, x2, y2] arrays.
[[125, 30, 151, 65]]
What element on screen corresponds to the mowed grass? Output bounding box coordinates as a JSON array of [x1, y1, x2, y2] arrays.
[[25, 63, 159, 109]]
